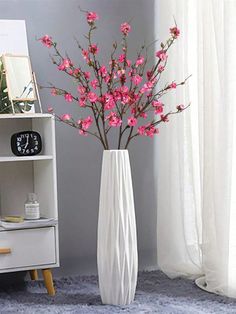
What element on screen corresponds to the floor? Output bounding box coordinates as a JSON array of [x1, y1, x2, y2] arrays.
[[0, 271, 236, 313]]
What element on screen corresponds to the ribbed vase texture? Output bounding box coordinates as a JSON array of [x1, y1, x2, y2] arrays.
[[97, 150, 138, 305]]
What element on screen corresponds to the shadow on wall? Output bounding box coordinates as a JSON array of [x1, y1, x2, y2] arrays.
[[0, 0, 156, 276]]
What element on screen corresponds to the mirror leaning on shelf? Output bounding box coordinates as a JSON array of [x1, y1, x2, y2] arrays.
[[0, 54, 42, 114]]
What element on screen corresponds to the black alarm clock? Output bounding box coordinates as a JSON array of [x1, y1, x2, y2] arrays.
[[11, 131, 42, 156]]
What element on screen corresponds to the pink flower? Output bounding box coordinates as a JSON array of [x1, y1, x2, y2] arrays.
[[87, 12, 99, 23], [84, 72, 91, 80], [128, 69, 135, 77], [103, 93, 115, 110], [146, 126, 159, 138], [152, 100, 164, 114], [62, 58, 73, 68], [138, 126, 146, 135], [120, 86, 129, 94], [73, 68, 81, 76], [146, 70, 153, 80], [161, 114, 169, 122], [82, 49, 89, 61], [61, 114, 72, 121], [170, 26, 180, 38], [131, 74, 142, 86], [158, 65, 165, 73], [140, 81, 154, 93], [90, 79, 98, 89], [47, 106, 54, 113], [82, 116, 93, 130], [140, 112, 147, 119], [135, 56, 145, 67], [118, 54, 126, 63], [105, 112, 122, 127], [98, 65, 107, 78], [120, 22, 131, 36], [77, 85, 86, 95], [126, 60, 131, 67], [121, 94, 131, 105], [138, 124, 159, 137], [128, 117, 137, 126], [64, 93, 73, 102], [58, 63, 65, 71], [117, 69, 125, 78], [51, 88, 58, 96], [176, 104, 185, 111], [104, 75, 111, 84], [87, 92, 98, 103], [156, 50, 167, 61], [152, 100, 162, 107], [79, 97, 86, 107], [89, 44, 99, 54], [169, 82, 177, 89], [79, 129, 87, 136], [40, 35, 53, 48]]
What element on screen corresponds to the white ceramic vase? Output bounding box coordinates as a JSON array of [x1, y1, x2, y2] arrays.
[[97, 149, 138, 305]]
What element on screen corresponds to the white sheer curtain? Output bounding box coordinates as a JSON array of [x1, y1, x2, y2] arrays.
[[155, 0, 236, 297]]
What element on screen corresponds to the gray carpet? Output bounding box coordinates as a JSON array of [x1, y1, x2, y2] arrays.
[[0, 271, 236, 313]]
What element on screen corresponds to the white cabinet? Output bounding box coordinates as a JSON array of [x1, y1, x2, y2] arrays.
[[0, 113, 59, 294]]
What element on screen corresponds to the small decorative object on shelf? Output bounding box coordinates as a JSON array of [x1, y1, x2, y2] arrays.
[[39, 9, 189, 305], [4, 215, 24, 223], [0, 54, 42, 114], [11, 131, 42, 156], [24, 193, 40, 220]]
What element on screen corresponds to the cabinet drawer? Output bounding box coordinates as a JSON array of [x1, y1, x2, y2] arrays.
[[0, 227, 56, 270]]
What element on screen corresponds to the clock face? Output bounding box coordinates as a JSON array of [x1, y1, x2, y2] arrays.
[[11, 131, 42, 156]]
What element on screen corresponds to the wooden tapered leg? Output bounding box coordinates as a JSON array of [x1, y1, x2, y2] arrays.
[[42, 269, 55, 296], [29, 270, 38, 280]]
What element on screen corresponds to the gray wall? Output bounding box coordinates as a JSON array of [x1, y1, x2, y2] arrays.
[[0, 0, 157, 276]]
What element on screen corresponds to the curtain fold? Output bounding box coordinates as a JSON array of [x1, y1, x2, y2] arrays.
[[155, 0, 236, 297]]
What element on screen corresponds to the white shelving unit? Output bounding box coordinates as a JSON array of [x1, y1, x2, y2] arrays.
[[0, 113, 59, 295]]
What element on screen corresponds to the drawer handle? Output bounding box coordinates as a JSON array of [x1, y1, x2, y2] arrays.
[[0, 248, 11, 254]]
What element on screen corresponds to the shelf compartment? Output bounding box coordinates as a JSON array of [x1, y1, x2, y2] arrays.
[[0, 159, 57, 219], [0, 115, 55, 156]]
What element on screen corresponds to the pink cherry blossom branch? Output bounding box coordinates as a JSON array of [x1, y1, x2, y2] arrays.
[[124, 103, 190, 148], [39, 13, 188, 150]]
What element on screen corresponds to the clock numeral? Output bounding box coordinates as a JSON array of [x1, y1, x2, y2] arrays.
[[18, 147, 21, 152], [35, 146, 38, 151], [17, 137, 21, 142]]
